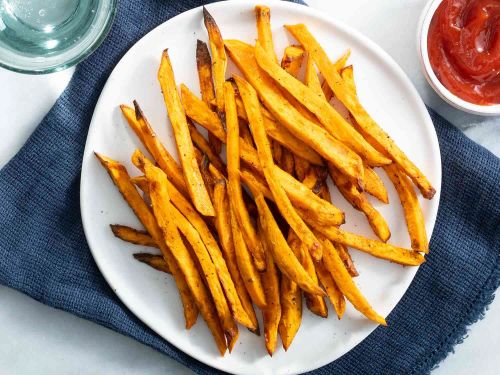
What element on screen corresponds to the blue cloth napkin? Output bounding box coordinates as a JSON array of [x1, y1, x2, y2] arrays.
[[0, 0, 498, 374]]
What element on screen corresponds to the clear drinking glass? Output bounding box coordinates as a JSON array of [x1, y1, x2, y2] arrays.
[[0, 0, 117, 74]]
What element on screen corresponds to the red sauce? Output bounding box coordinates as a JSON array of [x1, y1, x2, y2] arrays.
[[427, 0, 500, 105]]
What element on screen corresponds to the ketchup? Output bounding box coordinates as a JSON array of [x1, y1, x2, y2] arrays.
[[427, 0, 500, 105]]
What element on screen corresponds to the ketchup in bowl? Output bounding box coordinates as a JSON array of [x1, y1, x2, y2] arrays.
[[427, 0, 500, 105]]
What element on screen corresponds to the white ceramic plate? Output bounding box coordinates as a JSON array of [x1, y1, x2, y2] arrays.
[[80, 1, 441, 373]]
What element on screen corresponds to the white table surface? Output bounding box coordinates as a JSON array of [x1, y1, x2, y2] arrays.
[[0, 1, 498, 374]]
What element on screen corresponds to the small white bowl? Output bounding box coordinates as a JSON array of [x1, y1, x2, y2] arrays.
[[417, 0, 500, 116]]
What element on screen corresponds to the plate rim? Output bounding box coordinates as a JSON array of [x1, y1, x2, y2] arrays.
[[80, 1, 442, 373]]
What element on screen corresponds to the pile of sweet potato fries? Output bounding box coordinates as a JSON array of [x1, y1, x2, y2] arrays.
[[96, 5, 435, 356]]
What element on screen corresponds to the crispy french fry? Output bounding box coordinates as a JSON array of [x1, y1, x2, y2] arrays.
[[255, 194, 325, 296], [260, 233, 281, 356], [337, 243, 359, 277], [187, 120, 226, 173], [225, 82, 266, 270], [288, 24, 435, 198], [133, 150, 252, 335], [321, 237, 386, 325], [278, 232, 303, 351], [196, 39, 222, 154], [203, 7, 227, 114], [300, 239, 328, 318], [311, 223, 425, 266], [110, 224, 158, 248], [158, 50, 215, 216], [385, 164, 428, 252], [255, 5, 318, 125], [213, 180, 259, 331], [133, 253, 170, 274], [225, 40, 365, 188], [235, 75, 323, 260], [321, 49, 351, 101], [145, 162, 227, 353], [340, 66, 437, 197], [229, 202, 267, 309], [255, 42, 390, 169], [255, 5, 278, 62], [329, 163, 391, 242], [120, 103, 188, 198], [94, 153, 199, 329], [363, 164, 389, 204], [281, 45, 305, 77], [278, 271, 302, 351], [315, 259, 345, 319], [196, 39, 216, 105]]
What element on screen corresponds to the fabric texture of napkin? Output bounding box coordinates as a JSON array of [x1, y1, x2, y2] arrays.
[[0, 0, 498, 374]]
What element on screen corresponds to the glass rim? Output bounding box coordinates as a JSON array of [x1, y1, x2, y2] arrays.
[[0, 0, 118, 75]]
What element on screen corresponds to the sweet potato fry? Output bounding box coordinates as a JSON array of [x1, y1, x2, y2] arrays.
[[337, 243, 359, 277], [255, 194, 325, 296], [340, 66, 437, 197], [94, 153, 198, 329], [311, 222, 425, 266], [363, 164, 389, 204], [213, 180, 259, 331], [320, 237, 386, 325], [315, 259, 345, 319], [225, 82, 266, 270], [133, 253, 170, 274], [329, 163, 391, 242], [229, 202, 267, 309], [235, 75, 323, 260], [260, 234, 281, 356], [255, 5, 278, 62], [145, 162, 227, 353], [203, 7, 227, 114], [120, 103, 188, 198], [196, 39, 222, 154], [255, 42, 390, 168], [196, 39, 216, 105], [278, 271, 302, 351], [278, 231, 303, 350], [225, 40, 366, 188], [158, 51, 215, 216], [281, 45, 305, 77], [288, 24, 435, 198], [385, 164, 429, 252], [300, 239, 328, 318], [110, 224, 158, 248]]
